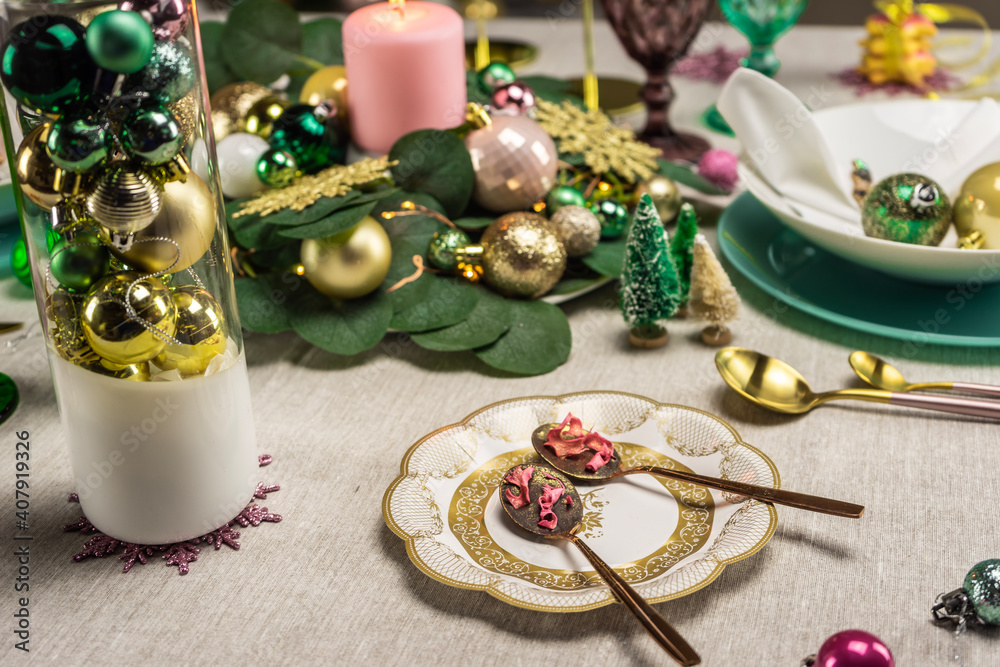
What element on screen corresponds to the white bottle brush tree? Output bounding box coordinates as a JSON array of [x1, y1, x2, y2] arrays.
[[619, 194, 681, 347], [689, 233, 740, 345]]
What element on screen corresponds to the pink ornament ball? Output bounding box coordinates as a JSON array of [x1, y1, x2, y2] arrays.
[[697, 148, 739, 192], [815, 630, 894, 667], [118, 0, 189, 41], [491, 82, 536, 116]]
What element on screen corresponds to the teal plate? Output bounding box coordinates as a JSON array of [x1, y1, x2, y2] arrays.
[[718, 193, 1000, 347]]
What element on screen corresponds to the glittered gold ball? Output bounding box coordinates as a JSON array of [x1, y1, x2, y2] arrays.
[[954, 162, 1000, 250], [300, 216, 392, 299], [209, 81, 271, 140], [168, 91, 198, 146], [481, 212, 566, 298], [244, 96, 290, 138], [81, 272, 177, 366], [16, 123, 87, 210], [549, 205, 601, 257], [86, 161, 163, 234], [101, 173, 217, 274], [154, 285, 227, 376], [299, 65, 349, 123], [636, 175, 682, 222]]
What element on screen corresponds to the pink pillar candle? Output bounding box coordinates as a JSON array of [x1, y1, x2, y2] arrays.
[[343, 1, 467, 155]]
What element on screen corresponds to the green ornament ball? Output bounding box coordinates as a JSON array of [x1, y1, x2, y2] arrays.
[[128, 40, 195, 105], [591, 199, 629, 239], [476, 61, 516, 94], [46, 116, 109, 173], [965, 559, 1000, 626], [0, 16, 95, 114], [268, 104, 344, 173], [86, 10, 155, 74], [546, 186, 586, 214], [255, 148, 298, 188], [121, 106, 183, 165], [50, 230, 110, 292], [861, 173, 952, 246], [11, 237, 31, 287], [428, 228, 472, 271]]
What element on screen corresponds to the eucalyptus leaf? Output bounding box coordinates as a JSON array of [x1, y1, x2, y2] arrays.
[[199, 21, 237, 94], [234, 274, 303, 333], [547, 276, 607, 296], [658, 159, 727, 196], [264, 191, 362, 226], [466, 70, 491, 106], [581, 236, 628, 278], [302, 18, 344, 66], [221, 0, 303, 85], [475, 300, 572, 375], [249, 242, 301, 269], [278, 201, 377, 239], [454, 216, 493, 230], [373, 190, 445, 217], [389, 130, 474, 218], [290, 287, 392, 355], [411, 289, 510, 351], [388, 275, 479, 332], [228, 207, 288, 250], [520, 76, 581, 105]]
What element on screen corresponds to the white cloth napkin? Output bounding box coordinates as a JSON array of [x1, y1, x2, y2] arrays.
[[717, 68, 1000, 227]]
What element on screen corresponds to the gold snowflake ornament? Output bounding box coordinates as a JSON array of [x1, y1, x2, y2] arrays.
[[534, 99, 660, 184], [234, 156, 398, 218]]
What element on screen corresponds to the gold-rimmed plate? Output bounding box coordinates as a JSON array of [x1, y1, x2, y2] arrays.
[[383, 391, 779, 612]]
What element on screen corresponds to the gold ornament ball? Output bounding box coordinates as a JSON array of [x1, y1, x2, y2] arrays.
[[16, 123, 87, 210], [300, 216, 392, 299], [482, 212, 567, 298], [636, 175, 682, 222], [168, 92, 199, 145], [102, 172, 217, 274], [209, 81, 271, 139], [954, 162, 1000, 250], [299, 65, 349, 123], [154, 285, 227, 376], [549, 205, 601, 257], [243, 96, 290, 138], [81, 272, 177, 366]]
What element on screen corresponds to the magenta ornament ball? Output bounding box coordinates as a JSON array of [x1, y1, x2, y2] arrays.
[[491, 82, 536, 116], [465, 115, 558, 213], [118, 0, 189, 41], [815, 630, 894, 667]]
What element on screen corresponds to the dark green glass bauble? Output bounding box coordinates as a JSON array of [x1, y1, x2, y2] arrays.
[[121, 106, 183, 164], [255, 148, 298, 188], [476, 62, 516, 94], [50, 230, 110, 292], [46, 116, 109, 173], [965, 559, 1000, 626], [268, 105, 344, 173], [0, 16, 95, 113], [591, 199, 629, 239], [86, 10, 154, 74], [861, 173, 952, 246], [127, 40, 195, 105], [546, 186, 586, 214], [428, 228, 472, 271], [11, 237, 31, 287]]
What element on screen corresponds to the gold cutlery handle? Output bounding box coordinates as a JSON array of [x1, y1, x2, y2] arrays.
[[629, 467, 864, 518], [567, 534, 700, 666]]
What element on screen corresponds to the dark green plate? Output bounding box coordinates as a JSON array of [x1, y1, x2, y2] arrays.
[[718, 193, 1000, 347]]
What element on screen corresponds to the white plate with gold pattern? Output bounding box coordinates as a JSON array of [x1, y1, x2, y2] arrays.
[[382, 392, 779, 612]]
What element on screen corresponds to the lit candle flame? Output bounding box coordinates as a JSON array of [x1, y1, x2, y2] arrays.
[[389, 0, 405, 18]]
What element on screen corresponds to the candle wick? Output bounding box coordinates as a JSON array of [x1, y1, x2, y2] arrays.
[[389, 0, 405, 19]]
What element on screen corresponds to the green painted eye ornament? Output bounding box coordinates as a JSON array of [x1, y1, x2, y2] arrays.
[[861, 173, 952, 246]]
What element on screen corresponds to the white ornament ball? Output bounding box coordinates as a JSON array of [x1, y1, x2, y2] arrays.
[[216, 132, 269, 199]]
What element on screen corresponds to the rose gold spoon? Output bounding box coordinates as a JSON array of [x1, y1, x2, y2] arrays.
[[500, 463, 700, 666], [531, 424, 863, 518]]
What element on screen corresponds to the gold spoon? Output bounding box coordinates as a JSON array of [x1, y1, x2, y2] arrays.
[[499, 463, 700, 666], [716, 347, 1000, 419], [850, 350, 1000, 399], [530, 424, 863, 518]]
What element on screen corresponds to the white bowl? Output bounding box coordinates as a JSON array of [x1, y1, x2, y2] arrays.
[[740, 99, 1000, 286]]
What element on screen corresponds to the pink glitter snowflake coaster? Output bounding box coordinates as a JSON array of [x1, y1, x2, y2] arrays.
[[833, 67, 960, 97], [673, 46, 747, 85], [64, 454, 282, 576]]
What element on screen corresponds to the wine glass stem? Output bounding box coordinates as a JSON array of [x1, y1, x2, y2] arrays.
[[641, 68, 677, 140], [744, 43, 780, 78]]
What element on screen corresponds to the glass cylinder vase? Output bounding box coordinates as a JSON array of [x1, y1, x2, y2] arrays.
[[0, 0, 259, 544]]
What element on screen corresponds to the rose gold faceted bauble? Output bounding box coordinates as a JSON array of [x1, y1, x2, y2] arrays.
[[465, 115, 558, 213], [481, 212, 566, 298]]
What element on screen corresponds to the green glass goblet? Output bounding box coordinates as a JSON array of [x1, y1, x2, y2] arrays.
[[705, 0, 809, 135]]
